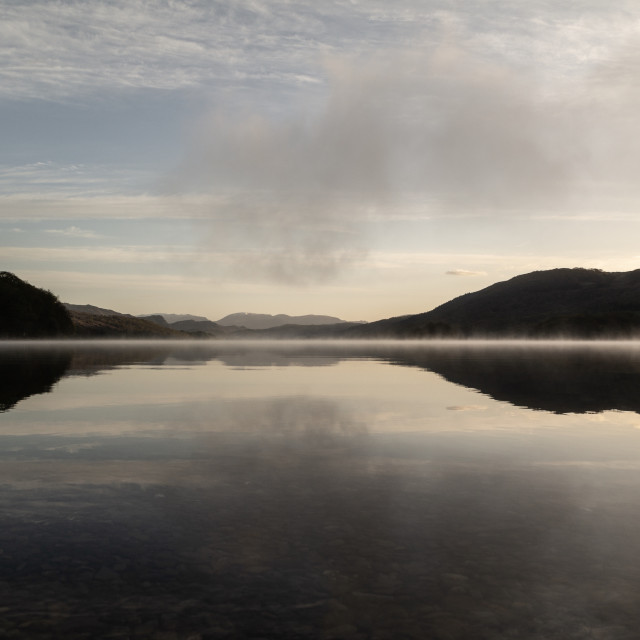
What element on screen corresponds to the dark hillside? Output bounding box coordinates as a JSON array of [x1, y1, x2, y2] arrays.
[[70, 311, 187, 338], [64, 303, 126, 317], [140, 315, 170, 328], [216, 312, 349, 330], [247, 322, 361, 339], [349, 268, 640, 338], [0, 271, 73, 337], [170, 319, 229, 336]]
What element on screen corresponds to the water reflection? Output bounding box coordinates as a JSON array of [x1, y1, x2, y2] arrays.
[[0, 346, 71, 411], [2, 341, 640, 637], [2, 432, 640, 638], [3, 340, 640, 414], [387, 343, 640, 414]]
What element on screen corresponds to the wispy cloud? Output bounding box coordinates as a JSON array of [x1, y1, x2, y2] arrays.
[[44, 226, 103, 239], [446, 270, 487, 277], [0, 194, 210, 221], [0, 0, 429, 101], [0, 245, 194, 264], [2, 1, 637, 103], [0, 162, 150, 197]]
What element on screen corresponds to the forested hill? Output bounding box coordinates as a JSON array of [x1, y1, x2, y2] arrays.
[[349, 268, 640, 338], [0, 272, 186, 339], [0, 271, 73, 337], [216, 312, 349, 330]]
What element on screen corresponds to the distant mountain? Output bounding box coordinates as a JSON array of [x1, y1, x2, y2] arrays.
[[246, 322, 364, 339], [139, 315, 170, 328], [216, 312, 351, 330], [145, 313, 210, 323], [348, 268, 640, 338], [64, 303, 127, 317], [169, 319, 230, 337], [0, 271, 72, 337]]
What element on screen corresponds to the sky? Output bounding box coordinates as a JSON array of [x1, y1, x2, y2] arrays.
[[2, 0, 640, 322]]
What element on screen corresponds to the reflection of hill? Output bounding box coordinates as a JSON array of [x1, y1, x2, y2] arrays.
[[0, 348, 72, 411], [62, 343, 344, 376], [383, 344, 640, 414], [5, 342, 640, 416]]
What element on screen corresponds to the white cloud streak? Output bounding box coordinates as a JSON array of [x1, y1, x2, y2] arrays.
[[446, 270, 487, 277], [44, 226, 103, 239], [0, 162, 150, 197]]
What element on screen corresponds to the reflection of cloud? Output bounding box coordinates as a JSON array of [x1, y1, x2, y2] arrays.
[[446, 405, 488, 412], [203, 396, 368, 453]]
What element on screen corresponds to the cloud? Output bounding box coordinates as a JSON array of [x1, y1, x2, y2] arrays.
[[0, 162, 150, 198], [0, 194, 213, 221], [3, 1, 635, 102], [44, 226, 103, 239], [5, 1, 640, 289], [0, 0, 430, 101], [446, 270, 487, 277], [0, 245, 199, 265], [168, 45, 576, 283], [168, 11, 640, 285]]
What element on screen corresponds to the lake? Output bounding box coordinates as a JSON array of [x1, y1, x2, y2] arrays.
[[2, 340, 640, 639]]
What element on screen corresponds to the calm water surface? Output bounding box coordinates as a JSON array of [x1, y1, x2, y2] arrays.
[[2, 340, 640, 639]]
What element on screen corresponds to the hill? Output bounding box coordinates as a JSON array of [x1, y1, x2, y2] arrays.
[[8, 268, 640, 340], [349, 268, 640, 338], [70, 311, 188, 338], [64, 303, 127, 317], [0, 271, 73, 337], [216, 312, 350, 330], [245, 322, 363, 339], [169, 319, 231, 337], [144, 313, 210, 323], [139, 315, 170, 327]]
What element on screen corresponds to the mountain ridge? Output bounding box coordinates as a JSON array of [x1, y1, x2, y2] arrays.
[[5, 268, 640, 339], [347, 268, 640, 338], [215, 312, 354, 330]]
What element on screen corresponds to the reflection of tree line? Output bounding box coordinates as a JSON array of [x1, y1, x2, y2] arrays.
[[3, 343, 640, 415], [0, 349, 72, 412]]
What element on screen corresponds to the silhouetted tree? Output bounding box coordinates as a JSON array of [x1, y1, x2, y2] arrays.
[[0, 271, 73, 337]]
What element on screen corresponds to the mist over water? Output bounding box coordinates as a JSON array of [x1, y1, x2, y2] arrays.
[[2, 340, 640, 638]]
